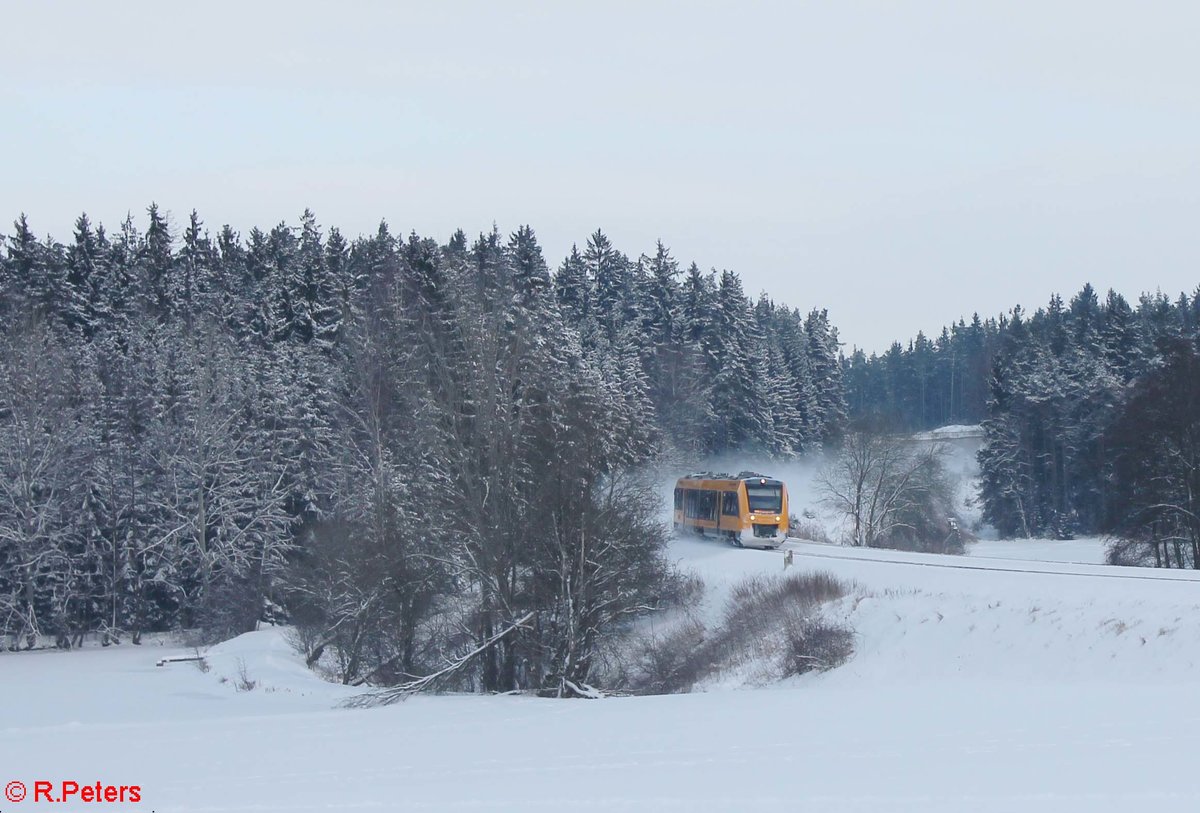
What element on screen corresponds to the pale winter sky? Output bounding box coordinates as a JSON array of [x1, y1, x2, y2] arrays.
[[2, 1, 1197, 352]]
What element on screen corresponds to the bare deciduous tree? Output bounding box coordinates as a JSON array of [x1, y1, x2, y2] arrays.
[[145, 325, 292, 638], [0, 321, 96, 648], [819, 431, 950, 548]]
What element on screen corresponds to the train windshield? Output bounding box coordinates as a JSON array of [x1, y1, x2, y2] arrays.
[[746, 484, 782, 512]]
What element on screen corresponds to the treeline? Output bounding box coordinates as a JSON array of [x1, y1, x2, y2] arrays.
[[851, 283, 1200, 563], [843, 316, 999, 431], [0, 207, 844, 691]]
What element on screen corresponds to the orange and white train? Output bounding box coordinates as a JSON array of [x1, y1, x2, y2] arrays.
[[672, 472, 789, 549]]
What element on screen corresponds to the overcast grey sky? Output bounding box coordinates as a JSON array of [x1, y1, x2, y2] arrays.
[[2, 1, 1197, 352]]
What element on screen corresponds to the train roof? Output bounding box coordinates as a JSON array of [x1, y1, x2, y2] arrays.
[[677, 471, 782, 483]]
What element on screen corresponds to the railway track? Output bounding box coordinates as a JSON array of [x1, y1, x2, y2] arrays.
[[783, 542, 1200, 584]]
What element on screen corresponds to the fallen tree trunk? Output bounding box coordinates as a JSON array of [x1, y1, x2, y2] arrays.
[[346, 611, 535, 707]]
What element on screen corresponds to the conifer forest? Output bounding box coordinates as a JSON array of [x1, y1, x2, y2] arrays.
[[1, 205, 1197, 690], [0, 208, 843, 691]]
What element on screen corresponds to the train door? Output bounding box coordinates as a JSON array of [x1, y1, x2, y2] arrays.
[[720, 491, 739, 534]]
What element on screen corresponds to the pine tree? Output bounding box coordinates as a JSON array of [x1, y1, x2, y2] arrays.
[[174, 211, 215, 329], [295, 210, 341, 347], [7, 215, 66, 323], [64, 214, 111, 338], [141, 203, 175, 322], [639, 240, 678, 347], [554, 244, 591, 327], [804, 308, 846, 443], [707, 270, 771, 452], [1100, 289, 1140, 379], [679, 263, 715, 350], [324, 226, 357, 341], [213, 224, 247, 332], [585, 229, 631, 341], [756, 298, 808, 454]]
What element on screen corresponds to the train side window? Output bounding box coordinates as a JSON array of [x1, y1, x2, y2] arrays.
[[684, 489, 698, 519], [700, 490, 716, 520], [721, 491, 739, 516]]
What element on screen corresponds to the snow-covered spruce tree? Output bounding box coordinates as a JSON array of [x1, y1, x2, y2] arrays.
[[294, 209, 343, 348], [99, 214, 143, 338], [245, 343, 341, 640], [139, 203, 175, 324], [323, 225, 360, 344], [639, 241, 678, 350], [804, 307, 846, 445], [6, 215, 69, 326], [654, 261, 718, 453], [263, 221, 303, 345], [1099, 289, 1141, 380], [172, 211, 214, 329], [554, 243, 591, 327], [775, 306, 819, 451], [87, 327, 165, 643], [977, 307, 1048, 537], [211, 225, 250, 336], [585, 229, 634, 344], [436, 228, 538, 693], [755, 297, 806, 456], [0, 223, 10, 317], [64, 213, 113, 339], [592, 326, 661, 465], [298, 227, 467, 685], [708, 270, 772, 453]]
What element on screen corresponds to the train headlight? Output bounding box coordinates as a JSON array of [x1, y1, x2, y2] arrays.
[[775, 516, 781, 521], [749, 515, 757, 521]]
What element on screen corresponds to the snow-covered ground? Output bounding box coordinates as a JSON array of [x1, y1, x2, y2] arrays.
[[4, 532, 1200, 812], [969, 536, 1109, 565]]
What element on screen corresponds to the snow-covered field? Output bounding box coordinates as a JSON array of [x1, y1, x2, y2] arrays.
[[4, 532, 1200, 812]]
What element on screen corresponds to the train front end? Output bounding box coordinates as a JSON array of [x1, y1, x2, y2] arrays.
[[738, 476, 788, 548]]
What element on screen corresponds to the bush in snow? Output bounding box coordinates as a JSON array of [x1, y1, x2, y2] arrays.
[[781, 617, 855, 677], [615, 571, 854, 694]]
